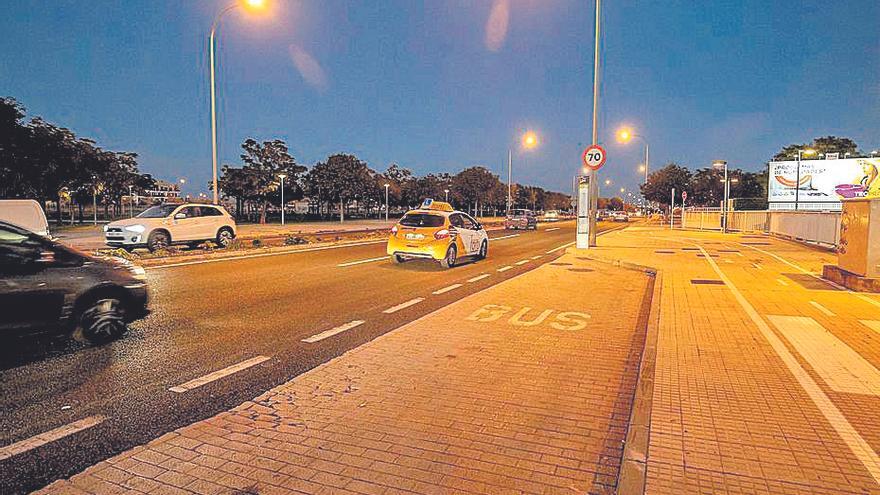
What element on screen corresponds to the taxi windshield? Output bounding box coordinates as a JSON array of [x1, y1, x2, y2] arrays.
[[399, 213, 445, 228]]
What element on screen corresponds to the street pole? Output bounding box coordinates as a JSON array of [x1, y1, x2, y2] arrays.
[[128, 185, 133, 218], [444, 189, 449, 202], [644, 142, 650, 183], [507, 148, 512, 214], [795, 150, 801, 211], [384, 184, 389, 221], [279, 175, 285, 225], [587, 0, 601, 247], [723, 162, 729, 233], [93, 187, 97, 226], [670, 188, 675, 229], [209, 4, 238, 206]]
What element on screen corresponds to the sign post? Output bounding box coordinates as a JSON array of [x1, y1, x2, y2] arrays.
[[670, 188, 675, 229], [578, 145, 607, 249]]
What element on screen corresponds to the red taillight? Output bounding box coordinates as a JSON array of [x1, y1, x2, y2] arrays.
[[391, 225, 398, 235], [434, 229, 450, 240]]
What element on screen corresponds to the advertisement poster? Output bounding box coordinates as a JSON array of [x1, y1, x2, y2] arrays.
[[768, 158, 880, 209]]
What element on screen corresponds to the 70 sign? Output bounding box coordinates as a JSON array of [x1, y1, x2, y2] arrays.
[[582, 145, 606, 171]]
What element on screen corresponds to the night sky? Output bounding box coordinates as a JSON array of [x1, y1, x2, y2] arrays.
[[2, 0, 877, 196]]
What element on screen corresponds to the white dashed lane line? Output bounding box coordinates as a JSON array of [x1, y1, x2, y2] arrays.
[[515, 260, 530, 266], [467, 274, 490, 283], [490, 234, 521, 241], [0, 415, 107, 461], [546, 241, 575, 254], [497, 266, 513, 272], [432, 284, 462, 295], [545, 227, 560, 232], [383, 298, 425, 314], [169, 356, 271, 392], [337, 256, 388, 267], [302, 321, 365, 344], [531, 255, 542, 260]]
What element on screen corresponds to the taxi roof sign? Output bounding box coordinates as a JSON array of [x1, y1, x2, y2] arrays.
[[420, 198, 454, 212]]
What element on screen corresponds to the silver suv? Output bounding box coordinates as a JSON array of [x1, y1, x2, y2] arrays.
[[104, 203, 237, 252]]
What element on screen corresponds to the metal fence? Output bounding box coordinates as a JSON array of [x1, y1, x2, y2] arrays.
[[681, 207, 841, 248]]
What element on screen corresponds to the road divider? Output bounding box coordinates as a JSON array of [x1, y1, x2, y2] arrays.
[[0, 415, 107, 461], [302, 321, 365, 343], [432, 283, 462, 295], [150, 240, 387, 270], [168, 356, 271, 393], [337, 256, 387, 267], [383, 298, 425, 314]]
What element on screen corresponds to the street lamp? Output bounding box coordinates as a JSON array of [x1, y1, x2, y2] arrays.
[[617, 127, 650, 184], [384, 183, 390, 221], [209, 0, 268, 205], [277, 173, 287, 225], [794, 148, 817, 211], [444, 188, 449, 202], [507, 130, 539, 214], [128, 185, 134, 218]]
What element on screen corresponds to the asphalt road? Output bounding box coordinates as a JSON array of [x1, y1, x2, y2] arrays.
[[0, 220, 615, 493]]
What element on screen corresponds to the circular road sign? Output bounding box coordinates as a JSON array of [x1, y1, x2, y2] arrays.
[[681, 191, 688, 202], [582, 145, 607, 171]]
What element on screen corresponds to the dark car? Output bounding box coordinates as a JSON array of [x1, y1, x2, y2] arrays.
[[0, 221, 149, 344], [504, 209, 538, 230]]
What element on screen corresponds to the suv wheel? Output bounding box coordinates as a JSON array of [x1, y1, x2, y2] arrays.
[[440, 245, 457, 269], [147, 230, 169, 252], [78, 297, 127, 344], [216, 227, 234, 248]]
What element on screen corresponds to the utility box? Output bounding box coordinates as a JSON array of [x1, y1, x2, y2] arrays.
[[837, 198, 880, 278]]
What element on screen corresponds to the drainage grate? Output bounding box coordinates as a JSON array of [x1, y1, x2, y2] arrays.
[[681, 247, 700, 251], [691, 279, 725, 285], [550, 262, 572, 266], [718, 249, 741, 253], [568, 268, 594, 273], [655, 250, 675, 254]]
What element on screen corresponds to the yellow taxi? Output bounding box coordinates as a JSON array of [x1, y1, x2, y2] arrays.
[[387, 199, 489, 268]]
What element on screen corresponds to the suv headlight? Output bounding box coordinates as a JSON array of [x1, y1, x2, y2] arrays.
[[103, 225, 110, 232], [125, 224, 146, 233]]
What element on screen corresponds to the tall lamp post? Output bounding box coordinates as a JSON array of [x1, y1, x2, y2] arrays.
[[209, 0, 268, 205], [384, 183, 390, 221], [277, 173, 287, 225], [507, 131, 539, 214], [794, 148, 817, 211], [617, 128, 649, 184], [444, 188, 449, 203]]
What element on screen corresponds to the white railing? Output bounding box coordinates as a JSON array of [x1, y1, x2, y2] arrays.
[[728, 211, 770, 232], [768, 211, 841, 248], [681, 208, 722, 231]]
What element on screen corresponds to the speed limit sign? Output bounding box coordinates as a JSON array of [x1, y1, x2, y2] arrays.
[[582, 145, 607, 171]]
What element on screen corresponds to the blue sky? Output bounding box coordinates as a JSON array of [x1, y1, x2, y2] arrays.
[[2, 0, 877, 197]]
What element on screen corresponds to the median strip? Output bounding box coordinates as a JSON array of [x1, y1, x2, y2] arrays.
[[168, 356, 271, 393], [432, 283, 462, 295], [0, 415, 107, 461], [150, 240, 387, 269], [301, 321, 366, 343], [467, 274, 490, 283], [337, 256, 388, 267], [383, 298, 425, 314]]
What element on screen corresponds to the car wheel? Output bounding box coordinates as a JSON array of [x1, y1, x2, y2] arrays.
[[147, 230, 169, 252], [440, 245, 457, 269], [78, 297, 127, 344], [477, 240, 488, 259], [216, 227, 234, 248], [390, 254, 405, 264]]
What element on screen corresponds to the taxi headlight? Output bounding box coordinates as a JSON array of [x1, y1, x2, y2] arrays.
[[125, 224, 146, 233], [103, 224, 110, 232]]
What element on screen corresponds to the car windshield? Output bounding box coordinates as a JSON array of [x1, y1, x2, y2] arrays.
[[510, 210, 530, 217], [399, 213, 445, 228], [137, 205, 178, 218]]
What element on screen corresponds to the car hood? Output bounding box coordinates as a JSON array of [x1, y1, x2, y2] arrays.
[[107, 218, 167, 229]]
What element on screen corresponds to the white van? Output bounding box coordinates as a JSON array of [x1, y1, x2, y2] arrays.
[[0, 199, 50, 237]]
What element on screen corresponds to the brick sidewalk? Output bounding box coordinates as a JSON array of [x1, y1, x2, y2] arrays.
[[587, 226, 880, 495], [37, 252, 653, 494]]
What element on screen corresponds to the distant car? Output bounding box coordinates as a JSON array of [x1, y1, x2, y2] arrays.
[[543, 210, 560, 222], [104, 203, 237, 252], [0, 199, 50, 237], [387, 199, 488, 269], [0, 221, 149, 343], [505, 209, 537, 230], [610, 211, 630, 222]]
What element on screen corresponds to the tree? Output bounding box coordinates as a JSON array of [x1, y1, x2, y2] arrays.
[[451, 166, 502, 215], [307, 153, 374, 222], [401, 173, 452, 208], [641, 163, 692, 206], [772, 136, 860, 161], [239, 139, 306, 224]]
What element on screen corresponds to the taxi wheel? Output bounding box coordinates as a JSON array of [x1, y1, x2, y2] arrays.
[[440, 245, 457, 269], [477, 240, 487, 259], [390, 254, 405, 264]]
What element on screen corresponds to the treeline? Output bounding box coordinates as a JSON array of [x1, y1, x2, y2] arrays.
[[0, 97, 156, 222], [220, 139, 572, 223]]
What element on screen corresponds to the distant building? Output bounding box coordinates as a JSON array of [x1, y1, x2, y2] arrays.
[[144, 180, 181, 201]]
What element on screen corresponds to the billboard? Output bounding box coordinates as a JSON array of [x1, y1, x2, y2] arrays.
[[768, 157, 880, 209]]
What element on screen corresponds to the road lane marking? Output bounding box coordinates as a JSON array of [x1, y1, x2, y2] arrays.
[[776, 278, 788, 286], [337, 256, 387, 267], [149, 240, 387, 269], [0, 415, 107, 461], [547, 241, 575, 254], [767, 315, 880, 396], [696, 244, 880, 484], [491, 234, 520, 241], [497, 266, 513, 272], [740, 243, 880, 310], [383, 298, 424, 314], [169, 356, 271, 392], [531, 255, 542, 260], [467, 274, 490, 283], [302, 320, 365, 343], [432, 284, 462, 295], [861, 320, 880, 333], [545, 227, 560, 232], [515, 259, 530, 266], [810, 301, 836, 317]]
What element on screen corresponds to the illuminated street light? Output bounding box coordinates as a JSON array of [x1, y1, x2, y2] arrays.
[[507, 130, 539, 214], [522, 131, 539, 150], [209, 0, 269, 205], [278, 173, 287, 225], [617, 126, 650, 184]]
